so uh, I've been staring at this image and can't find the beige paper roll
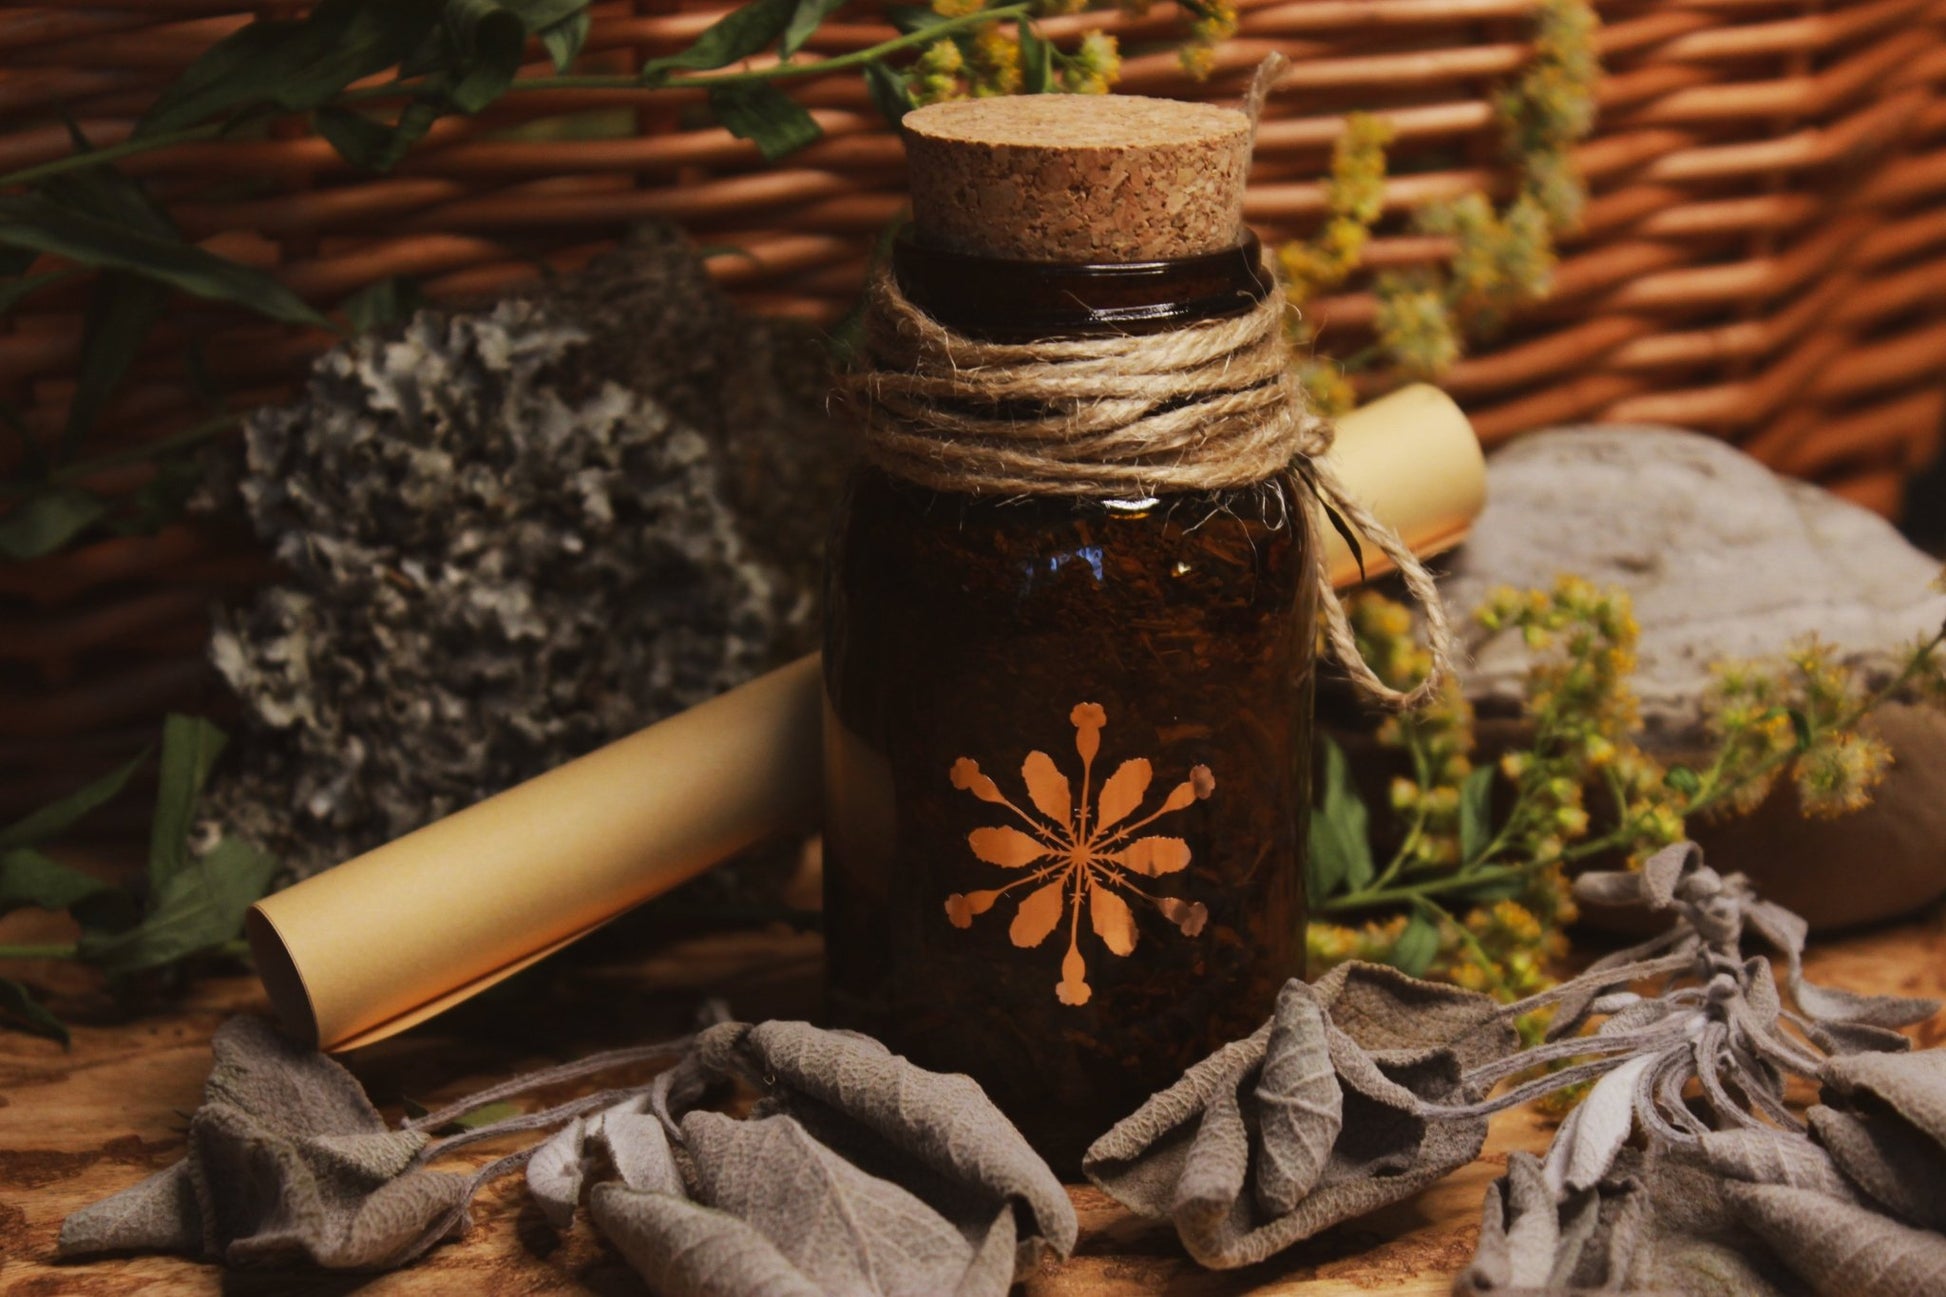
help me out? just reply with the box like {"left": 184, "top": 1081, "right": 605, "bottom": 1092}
{"left": 248, "top": 654, "right": 824, "bottom": 1050}
{"left": 1321, "top": 383, "right": 1485, "bottom": 587}
{"left": 251, "top": 384, "right": 1484, "bottom": 1051}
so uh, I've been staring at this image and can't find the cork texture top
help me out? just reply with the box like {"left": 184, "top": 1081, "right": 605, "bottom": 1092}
{"left": 904, "top": 96, "right": 1253, "bottom": 263}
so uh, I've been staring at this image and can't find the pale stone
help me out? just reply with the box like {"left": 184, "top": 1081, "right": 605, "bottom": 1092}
{"left": 1439, "top": 426, "right": 1946, "bottom": 929}
{"left": 1444, "top": 426, "right": 1946, "bottom": 746}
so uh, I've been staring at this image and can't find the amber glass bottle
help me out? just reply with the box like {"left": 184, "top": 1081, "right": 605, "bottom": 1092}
{"left": 823, "top": 96, "right": 1315, "bottom": 1174}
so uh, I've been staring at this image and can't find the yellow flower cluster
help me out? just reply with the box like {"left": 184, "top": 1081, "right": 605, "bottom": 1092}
{"left": 1279, "top": 114, "right": 1393, "bottom": 308}
{"left": 1179, "top": 0, "right": 1239, "bottom": 79}
{"left": 1705, "top": 639, "right": 1897, "bottom": 820}
{"left": 1413, "top": 191, "right": 1556, "bottom": 339}
{"left": 1278, "top": 0, "right": 1599, "bottom": 387}
{"left": 1310, "top": 579, "right": 1938, "bottom": 1025}
{"left": 1371, "top": 273, "right": 1460, "bottom": 380}
{"left": 1060, "top": 30, "right": 1121, "bottom": 94}
{"left": 904, "top": 0, "right": 1121, "bottom": 105}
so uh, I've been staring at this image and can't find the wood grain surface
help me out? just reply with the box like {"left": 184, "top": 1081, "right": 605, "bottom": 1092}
{"left": 4, "top": 901, "right": 1943, "bottom": 1296}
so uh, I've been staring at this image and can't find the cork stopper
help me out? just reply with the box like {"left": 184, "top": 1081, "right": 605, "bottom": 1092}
{"left": 904, "top": 95, "right": 1252, "bottom": 263}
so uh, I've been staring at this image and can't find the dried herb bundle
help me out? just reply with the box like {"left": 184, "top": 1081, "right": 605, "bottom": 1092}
{"left": 61, "top": 838, "right": 1944, "bottom": 1294}
{"left": 1086, "top": 838, "right": 1944, "bottom": 1290}
{"left": 63, "top": 1014, "right": 1076, "bottom": 1295}
{"left": 207, "top": 229, "right": 835, "bottom": 878}
{"left": 1309, "top": 582, "right": 1946, "bottom": 1019}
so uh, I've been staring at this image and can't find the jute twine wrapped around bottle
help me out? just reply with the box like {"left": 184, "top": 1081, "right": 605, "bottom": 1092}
{"left": 839, "top": 58, "right": 1456, "bottom": 710}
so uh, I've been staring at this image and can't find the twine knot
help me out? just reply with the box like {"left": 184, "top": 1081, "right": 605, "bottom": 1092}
{"left": 836, "top": 253, "right": 1456, "bottom": 711}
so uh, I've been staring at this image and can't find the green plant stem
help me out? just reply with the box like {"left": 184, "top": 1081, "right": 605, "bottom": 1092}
{"left": 0, "top": 944, "right": 78, "bottom": 960}
{"left": 0, "top": 5, "right": 1031, "bottom": 197}
{"left": 1367, "top": 725, "right": 1435, "bottom": 893}
{"left": 0, "top": 125, "right": 228, "bottom": 191}
{"left": 1318, "top": 864, "right": 1525, "bottom": 913}
{"left": 1, "top": 410, "right": 242, "bottom": 500}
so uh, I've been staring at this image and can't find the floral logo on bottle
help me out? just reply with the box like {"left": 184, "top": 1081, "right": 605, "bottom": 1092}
{"left": 944, "top": 702, "right": 1214, "bottom": 1007}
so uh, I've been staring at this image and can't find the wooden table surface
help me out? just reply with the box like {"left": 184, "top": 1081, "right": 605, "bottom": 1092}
{"left": 5, "top": 901, "right": 1944, "bottom": 1296}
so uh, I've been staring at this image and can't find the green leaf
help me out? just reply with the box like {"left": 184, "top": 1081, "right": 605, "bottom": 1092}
{"left": 0, "top": 486, "right": 108, "bottom": 560}
{"left": 443, "top": 0, "right": 527, "bottom": 114}
{"left": 0, "top": 847, "right": 137, "bottom": 932}
{"left": 1789, "top": 708, "right": 1813, "bottom": 752}
{"left": 863, "top": 59, "right": 915, "bottom": 127}
{"left": 1388, "top": 911, "right": 1440, "bottom": 978}
{"left": 1457, "top": 765, "right": 1494, "bottom": 864}
{"left": 0, "top": 749, "right": 148, "bottom": 849}
{"left": 370, "top": 98, "right": 447, "bottom": 172}
{"left": 63, "top": 273, "right": 171, "bottom": 459}
{"left": 139, "top": 0, "right": 443, "bottom": 137}
{"left": 342, "top": 275, "right": 429, "bottom": 332}
{"left": 148, "top": 715, "right": 228, "bottom": 892}
{"left": 44, "top": 122, "right": 179, "bottom": 240}
{"left": 120, "top": 454, "right": 208, "bottom": 536}
{"left": 882, "top": 5, "right": 952, "bottom": 34}
{"left": 640, "top": 0, "right": 796, "bottom": 82}
{"left": 2, "top": 848, "right": 115, "bottom": 914}
{"left": 707, "top": 82, "right": 822, "bottom": 161}
{"left": 315, "top": 106, "right": 401, "bottom": 170}
{"left": 0, "top": 195, "right": 329, "bottom": 329}
{"left": 504, "top": 0, "right": 590, "bottom": 29}
{"left": 80, "top": 836, "right": 276, "bottom": 976}
{"left": 537, "top": 8, "right": 592, "bottom": 71}
{"left": 1664, "top": 765, "right": 1701, "bottom": 797}
{"left": 0, "top": 977, "right": 68, "bottom": 1046}
{"left": 781, "top": 0, "right": 848, "bottom": 58}
{"left": 1018, "top": 19, "right": 1051, "bottom": 94}
{"left": 439, "top": 1099, "right": 522, "bottom": 1132}
{"left": 1306, "top": 736, "right": 1373, "bottom": 902}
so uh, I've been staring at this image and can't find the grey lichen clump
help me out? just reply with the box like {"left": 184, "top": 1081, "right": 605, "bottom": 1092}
{"left": 209, "top": 227, "right": 843, "bottom": 876}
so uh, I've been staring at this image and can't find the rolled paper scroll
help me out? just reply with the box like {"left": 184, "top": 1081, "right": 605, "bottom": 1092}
{"left": 1322, "top": 383, "right": 1484, "bottom": 587}
{"left": 249, "top": 383, "right": 1483, "bottom": 1051}
{"left": 248, "top": 655, "right": 825, "bottom": 1051}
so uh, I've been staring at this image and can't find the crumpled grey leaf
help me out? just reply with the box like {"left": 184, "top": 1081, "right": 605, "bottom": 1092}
{"left": 1252, "top": 991, "right": 1340, "bottom": 1215}
{"left": 578, "top": 1019, "right": 1074, "bottom": 1297}
{"left": 1460, "top": 1144, "right": 1799, "bottom": 1297}
{"left": 1085, "top": 968, "right": 1515, "bottom": 1269}
{"left": 1541, "top": 1054, "right": 1654, "bottom": 1196}
{"left": 1812, "top": 1048, "right": 1946, "bottom": 1231}
{"left": 591, "top": 1184, "right": 826, "bottom": 1297}
{"left": 694, "top": 1019, "right": 1077, "bottom": 1268}
{"left": 527, "top": 1094, "right": 686, "bottom": 1228}
{"left": 60, "top": 1017, "right": 468, "bottom": 1269}
{"left": 1693, "top": 1126, "right": 1863, "bottom": 1204}
{"left": 1728, "top": 1183, "right": 1946, "bottom": 1296}
{"left": 683, "top": 1110, "right": 1002, "bottom": 1295}
{"left": 1455, "top": 841, "right": 1946, "bottom": 1296}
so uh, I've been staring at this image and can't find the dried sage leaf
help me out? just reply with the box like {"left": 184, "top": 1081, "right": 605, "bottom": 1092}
{"left": 680, "top": 1110, "right": 997, "bottom": 1295}
{"left": 1729, "top": 1183, "right": 1946, "bottom": 1297}
{"left": 693, "top": 1019, "right": 1077, "bottom": 1269}
{"left": 1085, "top": 972, "right": 1511, "bottom": 1269}
{"left": 1252, "top": 991, "right": 1339, "bottom": 1215}
{"left": 1543, "top": 1054, "right": 1654, "bottom": 1197}
{"left": 1806, "top": 1105, "right": 1946, "bottom": 1233}
{"left": 60, "top": 1017, "right": 468, "bottom": 1270}
{"left": 590, "top": 1184, "right": 825, "bottom": 1297}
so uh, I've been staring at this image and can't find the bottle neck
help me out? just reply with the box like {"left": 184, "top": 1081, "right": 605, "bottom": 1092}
{"left": 890, "top": 229, "right": 1271, "bottom": 343}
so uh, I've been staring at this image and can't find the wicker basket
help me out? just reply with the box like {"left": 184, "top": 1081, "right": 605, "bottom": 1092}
{"left": 5, "top": 0, "right": 1946, "bottom": 816}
